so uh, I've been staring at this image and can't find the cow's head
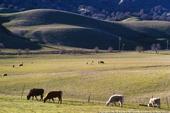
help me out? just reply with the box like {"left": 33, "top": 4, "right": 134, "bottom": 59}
{"left": 27, "top": 95, "right": 31, "bottom": 100}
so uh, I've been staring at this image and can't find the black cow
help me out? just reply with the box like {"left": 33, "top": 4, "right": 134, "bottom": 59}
{"left": 148, "top": 97, "right": 161, "bottom": 108}
{"left": 27, "top": 88, "right": 44, "bottom": 100}
{"left": 44, "top": 91, "right": 63, "bottom": 104}
{"left": 19, "top": 63, "right": 23, "bottom": 67}
{"left": 3, "top": 74, "right": 8, "bottom": 77}
{"left": 98, "top": 61, "right": 105, "bottom": 64}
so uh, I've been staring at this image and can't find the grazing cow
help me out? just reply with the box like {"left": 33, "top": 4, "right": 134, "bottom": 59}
{"left": 44, "top": 91, "right": 63, "bottom": 104}
{"left": 27, "top": 88, "right": 44, "bottom": 100}
{"left": 3, "top": 73, "right": 8, "bottom": 77}
{"left": 98, "top": 61, "right": 105, "bottom": 64}
{"left": 148, "top": 97, "right": 160, "bottom": 108}
{"left": 12, "top": 65, "right": 15, "bottom": 68}
{"left": 19, "top": 63, "right": 23, "bottom": 67}
{"left": 106, "top": 94, "right": 124, "bottom": 107}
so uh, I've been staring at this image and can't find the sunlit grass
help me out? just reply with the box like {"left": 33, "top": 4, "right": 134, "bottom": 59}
{"left": 0, "top": 96, "right": 167, "bottom": 113}
{"left": 0, "top": 52, "right": 170, "bottom": 112}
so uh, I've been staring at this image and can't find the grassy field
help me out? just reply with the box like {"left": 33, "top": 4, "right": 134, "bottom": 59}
{"left": 0, "top": 52, "right": 170, "bottom": 112}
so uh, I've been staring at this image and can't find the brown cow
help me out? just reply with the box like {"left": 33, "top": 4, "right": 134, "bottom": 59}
{"left": 27, "top": 88, "right": 44, "bottom": 101}
{"left": 44, "top": 91, "right": 63, "bottom": 104}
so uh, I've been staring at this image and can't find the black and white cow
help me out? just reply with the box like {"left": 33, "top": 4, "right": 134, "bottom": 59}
{"left": 148, "top": 97, "right": 161, "bottom": 108}
{"left": 106, "top": 94, "right": 124, "bottom": 107}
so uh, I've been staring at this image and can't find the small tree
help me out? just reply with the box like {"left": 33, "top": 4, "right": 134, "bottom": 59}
{"left": 25, "top": 48, "right": 30, "bottom": 54}
{"left": 0, "top": 43, "right": 4, "bottom": 48}
{"left": 17, "top": 49, "right": 22, "bottom": 55}
{"left": 94, "top": 46, "right": 99, "bottom": 53}
{"left": 136, "top": 46, "right": 144, "bottom": 53}
{"left": 0, "top": 43, "right": 4, "bottom": 54}
{"left": 151, "top": 44, "right": 156, "bottom": 51}
{"left": 151, "top": 43, "right": 160, "bottom": 54}
{"left": 156, "top": 43, "right": 161, "bottom": 50}
{"left": 108, "top": 46, "right": 113, "bottom": 52}
{"left": 156, "top": 43, "right": 161, "bottom": 54}
{"left": 121, "top": 43, "right": 125, "bottom": 51}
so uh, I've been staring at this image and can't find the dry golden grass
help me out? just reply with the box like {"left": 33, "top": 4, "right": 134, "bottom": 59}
{"left": 0, "top": 52, "right": 170, "bottom": 112}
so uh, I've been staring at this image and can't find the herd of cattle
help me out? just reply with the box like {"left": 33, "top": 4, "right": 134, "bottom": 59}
{"left": 27, "top": 88, "right": 63, "bottom": 103}
{"left": 1, "top": 62, "right": 24, "bottom": 77}
{"left": 86, "top": 60, "right": 105, "bottom": 65}
{"left": 2, "top": 61, "right": 104, "bottom": 77}
{"left": 1, "top": 61, "right": 161, "bottom": 108}
{"left": 27, "top": 88, "right": 161, "bottom": 108}
{"left": 106, "top": 94, "right": 160, "bottom": 108}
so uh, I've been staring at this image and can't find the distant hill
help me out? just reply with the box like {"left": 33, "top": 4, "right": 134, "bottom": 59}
{"left": 0, "top": 9, "right": 133, "bottom": 50}
{"left": 1, "top": 9, "right": 170, "bottom": 50}
{"left": 0, "top": 24, "right": 41, "bottom": 50}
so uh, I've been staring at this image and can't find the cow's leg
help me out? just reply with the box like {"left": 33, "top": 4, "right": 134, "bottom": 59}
{"left": 119, "top": 101, "right": 122, "bottom": 107}
{"left": 59, "top": 97, "right": 62, "bottom": 104}
{"left": 158, "top": 103, "right": 161, "bottom": 108}
{"left": 52, "top": 98, "right": 55, "bottom": 103}
{"left": 114, "top": 102, "right": 116, "bottom": 106}
{"left": 158, "top": 104, "right": 161, "bottom": 108}
{"left": 118, "top": 101, "right": 121, "bottom": 107}
{"left": 155, "top": 103, "right": 160, "bottom": 108}
{"left": 120, "top": 100, "right": 123, "bottom": 107}
{"left": 32, "top": 96, "right": 34, "bottom": 100}
{"left": 60, "top": 97, "right": 62, "bottom": 104}
{"left": 35, "top": 96, "right": 38, "bottom": 100}
{"left": 155, "top": 104, "right": 158, "bottom": 108}
{"left": 148, "top": 103, "right": 152, "bottom": 107}
{"left": 40, "top": 95, "right": 43, "bottom": 101}
{"left": 57, "top": 97, "right": 59, "bottom": 104}
{"left": 151, "top": 103, "right": 154, "bottom": 107}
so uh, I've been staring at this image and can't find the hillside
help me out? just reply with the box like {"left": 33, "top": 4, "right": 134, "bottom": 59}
{"left": 0, "top": 9, "right": 134, "bottom": 50}
{"left": 1, "top": 9, "right": 170, "bottom": 50}
{"left": 0, "top": 24, "right": 40, "bottom": 50}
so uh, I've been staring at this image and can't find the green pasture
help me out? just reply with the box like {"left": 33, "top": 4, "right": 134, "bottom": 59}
{"left": 0, "top": 52, "right": 170, "bottom": 112}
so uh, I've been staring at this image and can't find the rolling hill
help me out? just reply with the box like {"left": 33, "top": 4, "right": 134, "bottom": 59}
{"left": 0, "top": 9, "right": 134, "bottom": 50}
{"left": 0, "top": 24, "right": 41, "bottom": 50}
{"left": 1, "top": 9, "right": 170, "bottom": 50}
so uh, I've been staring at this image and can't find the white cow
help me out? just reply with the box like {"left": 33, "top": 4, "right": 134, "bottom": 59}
{"left": 106, "top": 94, "right": 124, "bottom": 107}
{"left": 148, "top": 97, "right": 160, "bottom": 108}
